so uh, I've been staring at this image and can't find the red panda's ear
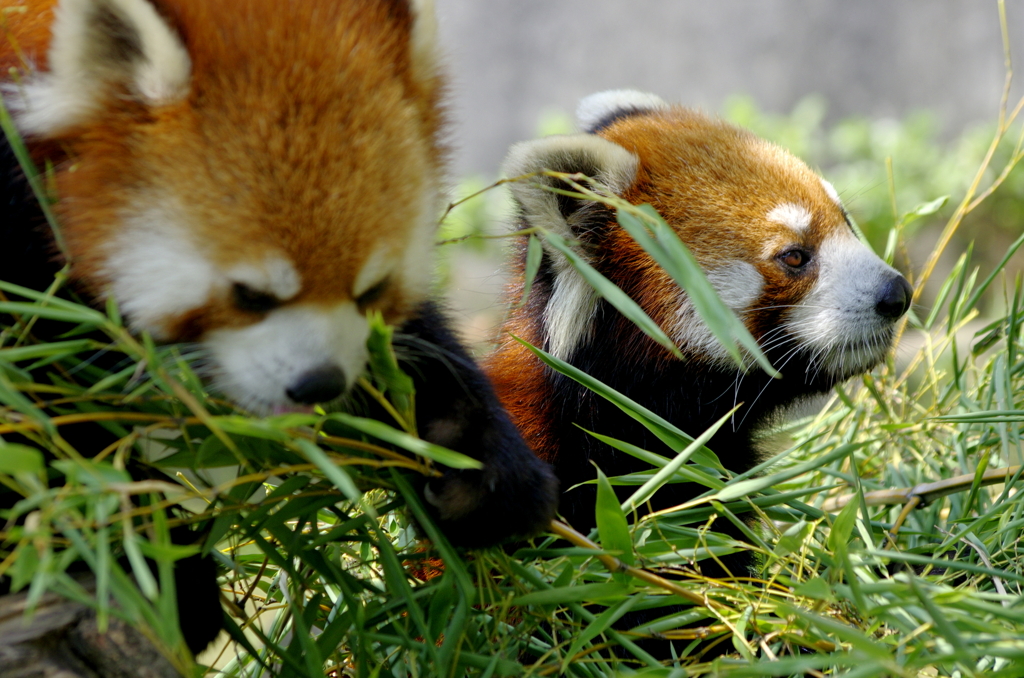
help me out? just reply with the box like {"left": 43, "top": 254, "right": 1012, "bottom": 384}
{"left": 9, "top": 0, "right": 191, "bottom": 137}
{"left": 576, "top": 89, "right": 669, "bottom": 134}
{"left": 502, "top": 135, "right": 638, "bottom": 360}
{"left": 407, "top": 0, "right": 439, "bottom": 85}
{"left": 502, "top": 135, "right": 638, "bottom": 252}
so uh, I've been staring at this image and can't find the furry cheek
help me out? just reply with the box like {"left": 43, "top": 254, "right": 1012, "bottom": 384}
{"left": 669, "top": 260, "right": 764, "bottom": 364}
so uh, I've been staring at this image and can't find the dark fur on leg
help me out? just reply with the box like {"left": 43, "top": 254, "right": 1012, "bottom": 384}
{"left": 395, "top": 302, "right": 558, "bottom": 548}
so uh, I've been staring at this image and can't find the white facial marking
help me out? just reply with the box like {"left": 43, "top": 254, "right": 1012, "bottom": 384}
{"left": 9, "top": 0, "right": 192, "bottom": 136}
{"left": 786, "top": 232, "right": 902, "bottom": 377}
{"left": 767, "top": 202, "right": 813, "bottom": 234}
{"left": 821, "top": 179, "right": 843, "bottom": 207}
{"left": 102, "top": 207, "right": 216, "bottom": 338}
{"left": 396, "top": 181, "right": 443, "bottom": 303}
{"left": 206, "top": 302, "right": 369, "bottom": 414}
{"left": 353, "top": 247, "right": 394, "bottom": 298}
{"left": 227, "top": 256, "right": 301, "bottom": 300}
{"left": 671, "top": 261, "right": 764, "bottom": 364}
{"left": 707, "top": 261, "right": 764, "bottom": 311}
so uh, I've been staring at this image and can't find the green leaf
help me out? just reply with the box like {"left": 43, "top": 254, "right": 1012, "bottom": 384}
{"left": 0, "top": 443, "right": 44, "bottom": 474}
{"left": 827, "top": 497, "right": 859, "bottom": 559}
{"left": 778, "top": 602, "right": 891, "bottom": 661}
{"left": 512, "top": 582, "right": 630, "bottom": 606}
{"left": 0, "top": 340, "right": 99, "bottom": 363}
{"left": 901, "top": 195, "right": 950, "bottom": 225}
{"left": 365, "top": 311, "right": 415, "bottom": 422}
{"left": 561, "top": 595, "right": 640, "bottom": 672}
{"left": 327, "top": 412, "right": 482, "bottom": 469}
{"left": 518, "top": 234, "right": 544, "bottom": 306}
{"left": 715, "top": 443, "right": 862, "bottom": 501}
{"left": 540, "top": 227, "right": 683, "bottom": 359}
{"left": 618, "top": 205, "right": 778, "bottom": 377}
{"left": 294, "top": 438, "right": 373, "bottom": 517}
{"left": 773, "top": 520, "right": 812, "bottom": 559}
{"left": 595, "top": 467, "right": 634, "bottom": 580}
{"left": 793, "top": 576, "right": 834, "bottom": 602}
{"left": 580, "top": 428, "right": 726, "bottom": 489}
{"left": 621, "top": 407, "right": 737, "bottom": 514}
{"left": 0, "top": 302, "right": 106, "bottom": 325}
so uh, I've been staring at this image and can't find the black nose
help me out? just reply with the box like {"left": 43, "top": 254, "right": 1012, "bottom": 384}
{"left": 876, "top": 274, "right": 913, "bottom": 319}
{"left": 286, "top": 365, "right": 346, "bottom": 405}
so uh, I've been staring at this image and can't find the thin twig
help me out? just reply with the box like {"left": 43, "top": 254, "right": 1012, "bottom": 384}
{"left": 821, "top": 465, "right": 1023, "bottom": 514}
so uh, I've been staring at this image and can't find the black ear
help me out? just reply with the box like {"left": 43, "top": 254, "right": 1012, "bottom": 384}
{"left": 9, "top": 0, "right": 192, "bottom": 137}
{"left": 502, "top": 134, "right": 638, "bottom": 247}
{"left": 575, "top": 89, "right": 670, "bottom": 134}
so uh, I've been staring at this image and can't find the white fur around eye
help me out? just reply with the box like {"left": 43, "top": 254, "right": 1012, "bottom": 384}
{"left": 670, "top": 261, "right": 764, "bottom": 365}
{"left": 786, "top": 232, "right": 902, "bottom": 376}
{"left": 353, "top": 247, "right": 393, "bottom": 299}
{"left": 227, "top": 256, "right": 301, "bottom": 300}
{"left": 767, "top": 202, "right": 813, "bottom": 234}
{"left": 821, "top": 179, "right": 843, "bottom": 207}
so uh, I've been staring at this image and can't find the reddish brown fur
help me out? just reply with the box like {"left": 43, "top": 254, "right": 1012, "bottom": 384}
{"left": 485, "top": 246, "right": 558, "bottom": 461}
{"left": 2, "top": 0, "right": 445, "bottom": 338}
{"left": 1, "top": 0, "right": 58, "bottom": 72}
{"left": 603, "top": 110, "right": 843, "bottom": 341}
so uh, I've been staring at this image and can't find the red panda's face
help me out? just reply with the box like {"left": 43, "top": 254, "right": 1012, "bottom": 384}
{"left": 5, "top": 0, "right": 444, "bottom": 413}
{"left": 503, "top": 92, "right": 911, "bottom": 385}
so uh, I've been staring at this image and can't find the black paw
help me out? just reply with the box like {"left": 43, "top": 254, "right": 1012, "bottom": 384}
{"left": 422, "top": 458, "right": 559, "bottom": 549}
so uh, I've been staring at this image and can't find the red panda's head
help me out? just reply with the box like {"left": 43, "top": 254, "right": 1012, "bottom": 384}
{"left": 502, "top": 91, "right": 911, "bottom": 384}
{"left": 4, "top": 0, "right": 445, "bottom": 413}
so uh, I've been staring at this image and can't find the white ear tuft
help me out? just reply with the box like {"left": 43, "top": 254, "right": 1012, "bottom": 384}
{"left": 576, "top": 89, "right": 669, "bottom": 133}
{"left": 10, "top": 0, "right": 191, "bottom": 137}
{"left": 407, "top": 0, "right": 439, "bottom": 83}
{"left": 502, "top": 134, "right": 638, "bottom": 242}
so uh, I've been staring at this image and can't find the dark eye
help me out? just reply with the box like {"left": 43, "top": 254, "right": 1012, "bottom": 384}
{"left": 779, "top": 249, "right": 810, "bottom": 269}
{"left": 232, "top": 283, "right": 280, "bottom": 314}
{"left": 355, "top": 277, "right": 390, "bottom": 311}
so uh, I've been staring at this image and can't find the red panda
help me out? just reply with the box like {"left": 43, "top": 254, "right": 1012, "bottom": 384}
{"left": 1, "top": 0, "right": 557, "bottom": 654}
{"left": 487, "top": 90, "right": 911, "bottom": 565}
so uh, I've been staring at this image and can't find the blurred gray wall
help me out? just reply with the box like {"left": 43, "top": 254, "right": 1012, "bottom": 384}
{"left": 437, "top": 1, "right": 1024, "bottom": 177}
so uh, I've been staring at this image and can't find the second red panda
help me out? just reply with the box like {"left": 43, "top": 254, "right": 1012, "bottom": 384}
{"left": 488, "top": 90, "right": 911, "bottom": 561}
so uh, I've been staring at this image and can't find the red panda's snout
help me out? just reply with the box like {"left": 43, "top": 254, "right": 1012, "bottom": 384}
{"left": 777, "top": 225, "right": 911, "bottom": 381}
{"left": 205, "top": 302, "right": 371, "bottom": 414}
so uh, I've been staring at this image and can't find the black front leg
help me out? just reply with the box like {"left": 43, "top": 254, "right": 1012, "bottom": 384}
{"left": 395, "top": 301, "right": 558, "bottom": 548}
